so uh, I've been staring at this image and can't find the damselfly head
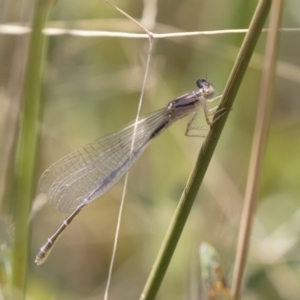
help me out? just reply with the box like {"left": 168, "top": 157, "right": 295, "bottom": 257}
{"left": 196, "top": 79, "right": 215, "bottom": 99}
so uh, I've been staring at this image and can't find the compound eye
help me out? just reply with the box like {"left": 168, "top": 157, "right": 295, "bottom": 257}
{"left": 196, "top": 79, "right": 215, "bottom": 98}
{"left": 196, "top": 79, "right": 208, "bottom": 89}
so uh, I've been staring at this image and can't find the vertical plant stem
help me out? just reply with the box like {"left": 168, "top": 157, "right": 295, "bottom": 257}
{"left": 231, "top": 0, "right": 284, "bottom": 299}
{"left": 12, "top": 0, "right": 54, "bottom": 298}
{"left": 140, "top": 0, "right": 271, "bottom": 299}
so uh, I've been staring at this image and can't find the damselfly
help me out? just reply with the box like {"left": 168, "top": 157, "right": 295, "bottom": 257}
{"left": 35, "top": 79, "right": 221, "bottom": 265}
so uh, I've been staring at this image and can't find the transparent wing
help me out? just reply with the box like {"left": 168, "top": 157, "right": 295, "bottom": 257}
{"left": 39, "top": 109, "right": 167, "bottom": 213}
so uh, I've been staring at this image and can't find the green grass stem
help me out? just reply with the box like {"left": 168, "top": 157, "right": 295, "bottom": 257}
{"left": 139, "top": 0, "right": 272, "bottom": 299}
{"left": 12, "top": 1, "right": 54, "bottom": 299}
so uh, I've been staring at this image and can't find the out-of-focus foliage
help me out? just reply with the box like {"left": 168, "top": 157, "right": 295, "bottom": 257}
{"left": 0, "top": 0, "right": 300, "bottom": 299}
{"left": 200, "top": 242, "right": 232, "bottom": 300}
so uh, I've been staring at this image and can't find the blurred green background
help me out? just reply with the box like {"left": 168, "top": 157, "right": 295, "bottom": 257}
{"left": 1, "top": 0, "right": 300, "bottom": 299}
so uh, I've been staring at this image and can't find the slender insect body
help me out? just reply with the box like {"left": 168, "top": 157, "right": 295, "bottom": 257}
{"left": 35, "top": 79, "right": 220, "bottom": 265}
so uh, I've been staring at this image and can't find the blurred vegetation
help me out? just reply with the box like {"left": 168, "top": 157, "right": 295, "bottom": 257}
{"left": 199, "top": 242, "right": 232, "bottom": 300}
{"left": 0, "top": 0, "right": 300, "bottom": 299}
